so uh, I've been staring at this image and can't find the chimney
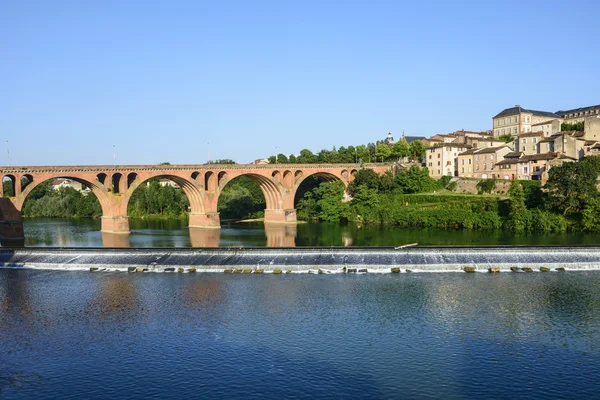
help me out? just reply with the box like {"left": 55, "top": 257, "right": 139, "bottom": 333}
{"left": 515, "top": 104, "right": 521, "bottom": 108}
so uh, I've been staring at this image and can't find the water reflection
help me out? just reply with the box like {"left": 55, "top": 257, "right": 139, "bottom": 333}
{"left": 102, "top": 232, "right": 131, "bottom": 248}
{"left": 16, "top": 218, "right": 600, "bottom": 248}
{"left": 0, "top": 270, "right": 32, "bottom": 322}
{"left": 95, "top": 277, "right": 138, "bottom": 317}
{"left": 264, "top": 223, "right": 296, "bottom": 247}
{"left": 189, "top": 227, "right": 221, "bottom": 248}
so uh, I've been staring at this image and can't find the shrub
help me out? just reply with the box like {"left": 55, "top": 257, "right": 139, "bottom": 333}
{"left": 476, "top": 179, "right": 496, "bottom": 194}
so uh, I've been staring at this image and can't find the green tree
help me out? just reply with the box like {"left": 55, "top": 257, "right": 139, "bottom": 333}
{"left": 504, "top": 181, "right": 529, "bottom": 232}
{"left": 408, "top": 140, "right": 426, "bottom": 162}
{"left": 582, "top": 197, "right": 600, "bottom": 231}
{"left": 395, "top": 165, "right": 439, "bottom": 193}
{"left": 348, "top": 168, "right": 381, "bottom": 195}
{"left": 391, "top": 141, "right": 410, "bottom": 160}
{"left": 355, "top": 145, "right": 370, "bottom": 163}
{"left": 297, "top": 149, "right": 318, "bottom": 164}
{"left": 545, "top": 161, "right": 598, "bottom": 215}
{"left": 561, "top": 121, "right": 585, "bottom": 131}
{"left": 498, "top": 134, "right": 514, "bottom": 144}
{"left": 315, "top": 181, "right": 350, "bottom": 222}
{"left": 375, "top": 143, "right": 392, "bottom": 162}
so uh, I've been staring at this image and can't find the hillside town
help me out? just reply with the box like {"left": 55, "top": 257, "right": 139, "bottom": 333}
{"left": 423, "top": 104, "right": 600, "bottom": 182}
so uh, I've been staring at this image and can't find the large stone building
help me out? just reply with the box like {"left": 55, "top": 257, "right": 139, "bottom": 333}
{"left": 492, "top": 106, "right": 562, "bottom": 138}
{"left": 556, "top": 105, "right": 600, "bottom": 124}
{"left": 492, "top": 104, "right": 600, "bottom": 137}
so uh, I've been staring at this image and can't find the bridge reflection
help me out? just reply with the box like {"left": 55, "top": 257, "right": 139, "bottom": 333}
{"left": 101, "top": 223, "right": 298, "bottom": 248}
{"left": 264, "top": 223, "right": 297, "bottom": 247}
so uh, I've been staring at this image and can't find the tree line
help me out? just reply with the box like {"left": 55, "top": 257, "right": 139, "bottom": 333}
{"left": 266, "top": 138, "right": 427, "bottom": 165}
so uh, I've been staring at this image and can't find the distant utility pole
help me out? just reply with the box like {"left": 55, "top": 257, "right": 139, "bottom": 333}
{"left": 6, "top": 140, "right": 9, "bottom": 165}
{"left": 274, "top": 145, "right": 278, "bottom": 164}
{"left": 113, "top": 144, "right": 116, "bottom": 166}
{"left": 207, "top": 142, "right": 210, "bottom": 164}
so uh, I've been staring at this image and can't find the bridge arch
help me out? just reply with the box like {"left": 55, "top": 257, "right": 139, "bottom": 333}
{"left": 219, "top": 173, "right": 283, "bottom": 211}
{"left": 16, "top": 175, "right": 110, "bottom": 216}
{"left": 292, "top": 170, "right": 348, "bottom": 211}
{"left": 123, "top": 174, "right": 205, "bottom": 216}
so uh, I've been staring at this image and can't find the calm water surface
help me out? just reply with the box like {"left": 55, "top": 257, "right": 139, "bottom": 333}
{"left": 1, "top": 269, "right": 600, "bottom": 399}
{"left": 16, "top": 218, "right": 600, "bottom": 248}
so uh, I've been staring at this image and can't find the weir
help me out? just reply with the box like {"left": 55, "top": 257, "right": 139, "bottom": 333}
{"left": 2, "top": 247, "right": 600, "bottom": 272}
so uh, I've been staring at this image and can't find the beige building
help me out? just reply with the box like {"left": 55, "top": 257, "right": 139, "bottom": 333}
{"left": 495, "top": 152, "right": 575, "bottom": 182}
{"left": 516, "top": 132, "right": 544, "bottom": 155}
{"left": 585, "top": 115, "right": 600, "bottom": 142}
{"left": 457, "top": 149, "right": 476, "bottom": 178}
{"left": 556, "top": 105, "right": 600, "bottom": 124}
{"left": 51, "top": 179, "right": 91, "bottom": 194}
{"left": 492, "top": 105, "right": 562, "bottom": 138}
{"left": 472, "top": 146, "right": 512, "bottom": 179}
{"left": 550, "top": 131, "right": 586, "bottom": 160}
{"left": 532, "top": 119, "right": 561, "bottom": 137}
{"left": 426, "top": 143, "right": 470, "bottom": 178}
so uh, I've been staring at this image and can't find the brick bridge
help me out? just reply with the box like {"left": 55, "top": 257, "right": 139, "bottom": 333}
{"left": 0, "top": 163, "right": 391, "bottom": 243}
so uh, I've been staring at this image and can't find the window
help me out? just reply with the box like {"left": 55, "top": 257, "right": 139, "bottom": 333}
{"left": 461, "top": 167, "right": 464, "bottom": 173}
{"left": 514, "top": 128, "right": 517, "bottom": 134}
{"left": 533, "top": 138, "right": 537, "bottom": 143}
{"left": 484, "top": 164, "right": 487, "bottom": 170}
{"left": 438, "top": 154, "right": 440, "bottom": 158}
{"left": 522, "top": 139, "right": 526, "bottom": 143}
{"left": 532, "top": 146, "right": 535, "bottom": 151}
{"left": 438, "top": 161, "right": 440, "bottom": 166}
{"left": 469, "top": 159, "right": 472, "bottom": 165}
{"left": 491, "top": 155, "right": 494, "bottom": 160}
{"left": 461, "top": 159, "right": 464, "bottom": 165}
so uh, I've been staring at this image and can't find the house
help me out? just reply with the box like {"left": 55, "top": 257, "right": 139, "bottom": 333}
{"left": 50, "top": 179, "right": 90, "bottom": 194}
{"left": 457, "top": 149, "right": 476, "bottom": 178}
{"left": 425, "top": 143, "right": 471, "bottom": 178}
{"left": 516, "top": 131, "right": 544, "bottom": 155}
{"left": 471, "top": 146, "right": 512, "bottom": 179}
{"left": 532, "top": 119, "right": 561, "bottom": 137}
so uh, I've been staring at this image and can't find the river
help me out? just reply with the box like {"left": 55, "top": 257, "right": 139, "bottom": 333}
{"left": 1, "top": 269, "right": 600, "bottom": 399}
{"left": 12, "top": 218, "right": 600, "bottom": 248}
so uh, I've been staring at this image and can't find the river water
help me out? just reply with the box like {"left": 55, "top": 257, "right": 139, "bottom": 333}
{"left": 1, "top": 269, "right": 599, "bottom": 399}
{"left": 14, "top": 218, "right": 600, "bottom": 248}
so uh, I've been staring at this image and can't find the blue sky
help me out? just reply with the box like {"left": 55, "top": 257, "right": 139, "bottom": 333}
{"left": 1, "top": 0, "right": 598, "bottom": 166}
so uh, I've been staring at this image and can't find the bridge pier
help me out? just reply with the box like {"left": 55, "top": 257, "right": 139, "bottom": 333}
{"left": 0, "top": 220, "right": 25, "bottom": 246}
{"left": 101, "top": 216, "right": 130, "bottom": 234}
{"left": 264, "top": 209, "right": 297, "bottom": 223}
{"left": 188, "top": 212, "right": 220, "bottom": 228}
